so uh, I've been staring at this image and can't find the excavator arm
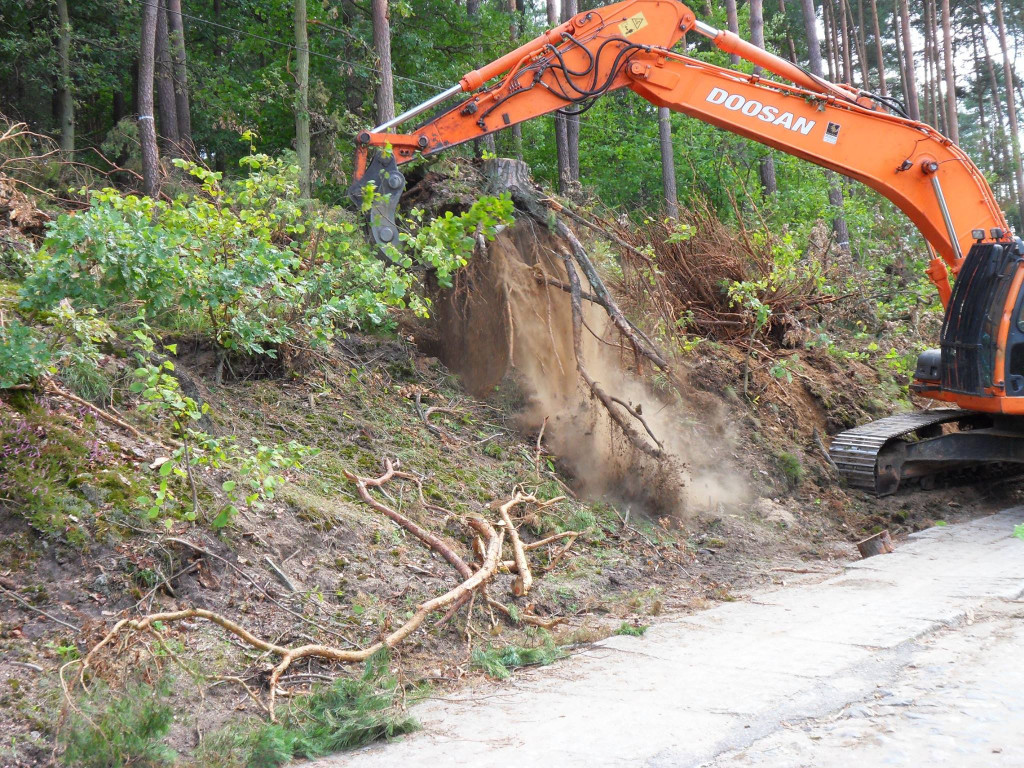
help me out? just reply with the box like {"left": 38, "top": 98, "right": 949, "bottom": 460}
{"left": 350, "top": 0, "right": 1012, "bottom": 305}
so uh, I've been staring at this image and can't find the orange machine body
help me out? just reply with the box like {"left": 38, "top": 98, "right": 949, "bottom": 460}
{"left": 353, "top": 0, "right": 1023, "bottom": 416}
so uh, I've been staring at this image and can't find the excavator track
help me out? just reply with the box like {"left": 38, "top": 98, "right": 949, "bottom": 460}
{"left": 828, "top": 409, "right": 977, "bottom": 494}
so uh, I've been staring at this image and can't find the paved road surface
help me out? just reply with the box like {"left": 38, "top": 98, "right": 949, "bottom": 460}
{"left": 305, "top": 509, "right": 1024, "bottom": 768}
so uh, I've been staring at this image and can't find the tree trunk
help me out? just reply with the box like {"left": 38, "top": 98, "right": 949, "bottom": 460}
{"left": 994, "top": 0, "right": 1024, "bottom": 225}
{"left": 154, "top": 0, "right": 179, "bottom": 153}
{"left": 855, "top": 0, "right": 871, "bottom": 89}
{"left": 295, "top": 0, "right": 311, "bottom": 198}
{"left": 372, "top": 0, "right": 395, "bottom": 125}
{"left": 868, "top": 0, "right": 887, "bottom": 96}
{"left": 550, "top": 0, "right": 570, "bottom": 193}
{"left": 139, "top": 0, "right": 160, "bottom": 197}
{"left": 166, "top": 0, "right": 192, "bottom": 153}
{"left": 469, "top": 0, "right": 496, "bottom": 157}
{"left": 801, "top": 0, "right": 848, "bottom": 251}
{"left": 822, "top": 0, "right": 837, "bottom": 81}
{"left": 55, "top": 0, "right": 74, "bottom": 154}
{"left": 838, "top": 0, "right": 853, "bottom": 84}
{"left": 750, "top": 0, "right": 777, "bottom": 195}
{"left": 563, "top": 0, "right": 580, "bottom": 184}
{"left": 503, "top": 0, "right": 523, "bottom": 160}
{"left": 800, "top": 0, "right": 824, "bottom": 77}
{"left": 940, "top": 0, "right": 958, "bottom": 143}
{"left": 724, "top": 0, "right": 740, "bottom": 65}
{"left": 658, "top": 107, "right": 679, "bottom": 219}
{"left": 213, "top": 0, "right": 222, "bottom": 57}
{"left": 898, "top": 0, "right": 920, "bottom": 120}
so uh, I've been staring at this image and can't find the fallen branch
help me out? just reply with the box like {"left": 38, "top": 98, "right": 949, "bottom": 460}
{"left": 77, "top": 517, "right": 503, "bottom": 719}
{"left": 497, "top": 493, "right": 534, "bottom": 596}
{"left": 45, "top": 378, "right": 170, "bottom": 448}
{"left": 344, "top": 460, "right": 472, "bottom": 580}
{"left": 0, "top": 584, "right": 80, "bottom": 632}
{"left": 486, "top": 598, "right": 564, "bottom": 630}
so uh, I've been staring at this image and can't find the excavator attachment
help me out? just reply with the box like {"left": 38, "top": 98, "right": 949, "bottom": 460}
{"left": 347, "top": 152, "right": 406, "bottom": 249}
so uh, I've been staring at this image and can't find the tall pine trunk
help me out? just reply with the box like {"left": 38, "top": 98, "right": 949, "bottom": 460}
{"left": 658, "top": 107, "right": 679, "bottom": 219}
{"left": 139, "top": 0, "right": 160, "bottom": 197}
{"left": 503, "top": 0, "right": 523, "bottom": 160}
{"left": 295, "top": 0, "right": 311, "bottom": 197}
{"left": 166, "top": 0, "right": 192, "bottom": 154}
{"left": 468, "top": 0, "right": 496, "bottom": 156}
{"left": 55, "top": 0, "right": 73, "bottom": 154}
{"left": 855, "top": 0, "right": 870, "bottom": 89}
{"left": 724, "top": 0, "right": 740, "bottom": 65}
{"left": 994, "top": 0, "right": 1024, "bottom": 224}
{"left": 372, "top": 0, "right": 395, "bottom": 125}
{"left": 563, "top": 0, "right": 579, "bottom": 184}
{"left": 838, "top": 0, "right": 853, "bottom": 84}
{"left": 897, "top": 0, "right": 920, "bottom": 120}
{"left": 154, "top": 0, "right": 179, "bottom": 153}
{"left": 940, "top": 0, "right": 958, "bottom": 143}
{"left": 750, "top": 0, "right": 777, "bottom": 195}
{"left": 800, "top": 0, "right": 849, "bottom": 251}
{"left": 868, "top": 0, "right": 887, "bottom": 96}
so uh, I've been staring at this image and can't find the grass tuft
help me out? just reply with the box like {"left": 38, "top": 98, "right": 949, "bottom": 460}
{"left": 471, "top": 635, "right": 567, "bottom": 680}
{"left": 613, "top": 622, "right": 649, "bottom": 637}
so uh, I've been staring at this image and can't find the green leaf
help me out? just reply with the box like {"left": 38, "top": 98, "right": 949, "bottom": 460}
{"left": 221, "top": 480, "right": 236, "bottom": 492}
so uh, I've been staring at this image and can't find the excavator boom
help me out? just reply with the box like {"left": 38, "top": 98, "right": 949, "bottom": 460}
{"left": 351, "top": 0, "right": 1011, "bottom": 304}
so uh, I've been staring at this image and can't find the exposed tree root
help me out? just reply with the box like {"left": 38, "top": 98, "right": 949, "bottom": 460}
{"left": 561, "top": 254, "right": 664, "bottom": 459}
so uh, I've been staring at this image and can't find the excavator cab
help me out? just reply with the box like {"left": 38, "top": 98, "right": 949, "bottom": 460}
{"left": 831, "top": 237, "right": 1024, "bottom": 495}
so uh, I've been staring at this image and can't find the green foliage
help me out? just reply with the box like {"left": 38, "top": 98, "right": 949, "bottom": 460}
{"left": 15, "top": 153, "right": 427, "bottom": 355}
{"left": 60, "top": 679, "right": 176, "bottom": 768}
{"left": 399, "top": 194, "right": 514, "bottom": 288}
{"left": 196, "top": 651, "right": 417, "bottom": 768}
{"left": 0, "top": 319, "right": 50, "bottom": 388}
{"left": 470, "top": 635, "right": 567, "bottom": 680}
{"left": 1014, "top": 524, "right": 1024, "bottom": 540}
{"left": 613, "top": 622, "right": 649, "bottom": 637}
{"left": 127, "top": 340, "right": 316, "bottom": 529}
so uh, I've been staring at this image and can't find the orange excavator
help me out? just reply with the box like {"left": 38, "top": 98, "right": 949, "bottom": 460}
{"left": 349, "top": 0, "right": 1024, "bottom": 495}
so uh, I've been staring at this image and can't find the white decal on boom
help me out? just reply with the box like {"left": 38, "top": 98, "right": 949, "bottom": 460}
{"left": 706, "top": 87, "right": 816, "bottom": 135}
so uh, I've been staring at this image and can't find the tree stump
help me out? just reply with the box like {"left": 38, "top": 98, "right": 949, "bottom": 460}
{"left": 856, "top": 529, "right": 894, "bottom": 558}
{"left": 483, "top": 157, "right": 535, "bottom": 198}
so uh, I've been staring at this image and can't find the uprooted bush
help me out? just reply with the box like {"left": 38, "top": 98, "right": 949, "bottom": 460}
{"left": 610, "top": 203, "right": 829, "bottom": 347}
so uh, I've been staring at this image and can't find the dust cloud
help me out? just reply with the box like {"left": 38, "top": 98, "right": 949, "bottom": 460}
{"left": 426, "top": 222, "right": 748, "bottom": 520}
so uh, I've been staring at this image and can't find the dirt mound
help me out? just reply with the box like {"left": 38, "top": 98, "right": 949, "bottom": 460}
{"left": 419, "top": 219, "right": 745, "bottom": 519}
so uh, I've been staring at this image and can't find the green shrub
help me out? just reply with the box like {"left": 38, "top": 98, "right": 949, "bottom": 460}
{"left": 60, "top": 680, "right": 176, "bottom": 768}
{"left": 19, "top": 150, "right": 513, "bottom": 358}
{"left": 776, "top": 451, "right": 803, "bottom": 487}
